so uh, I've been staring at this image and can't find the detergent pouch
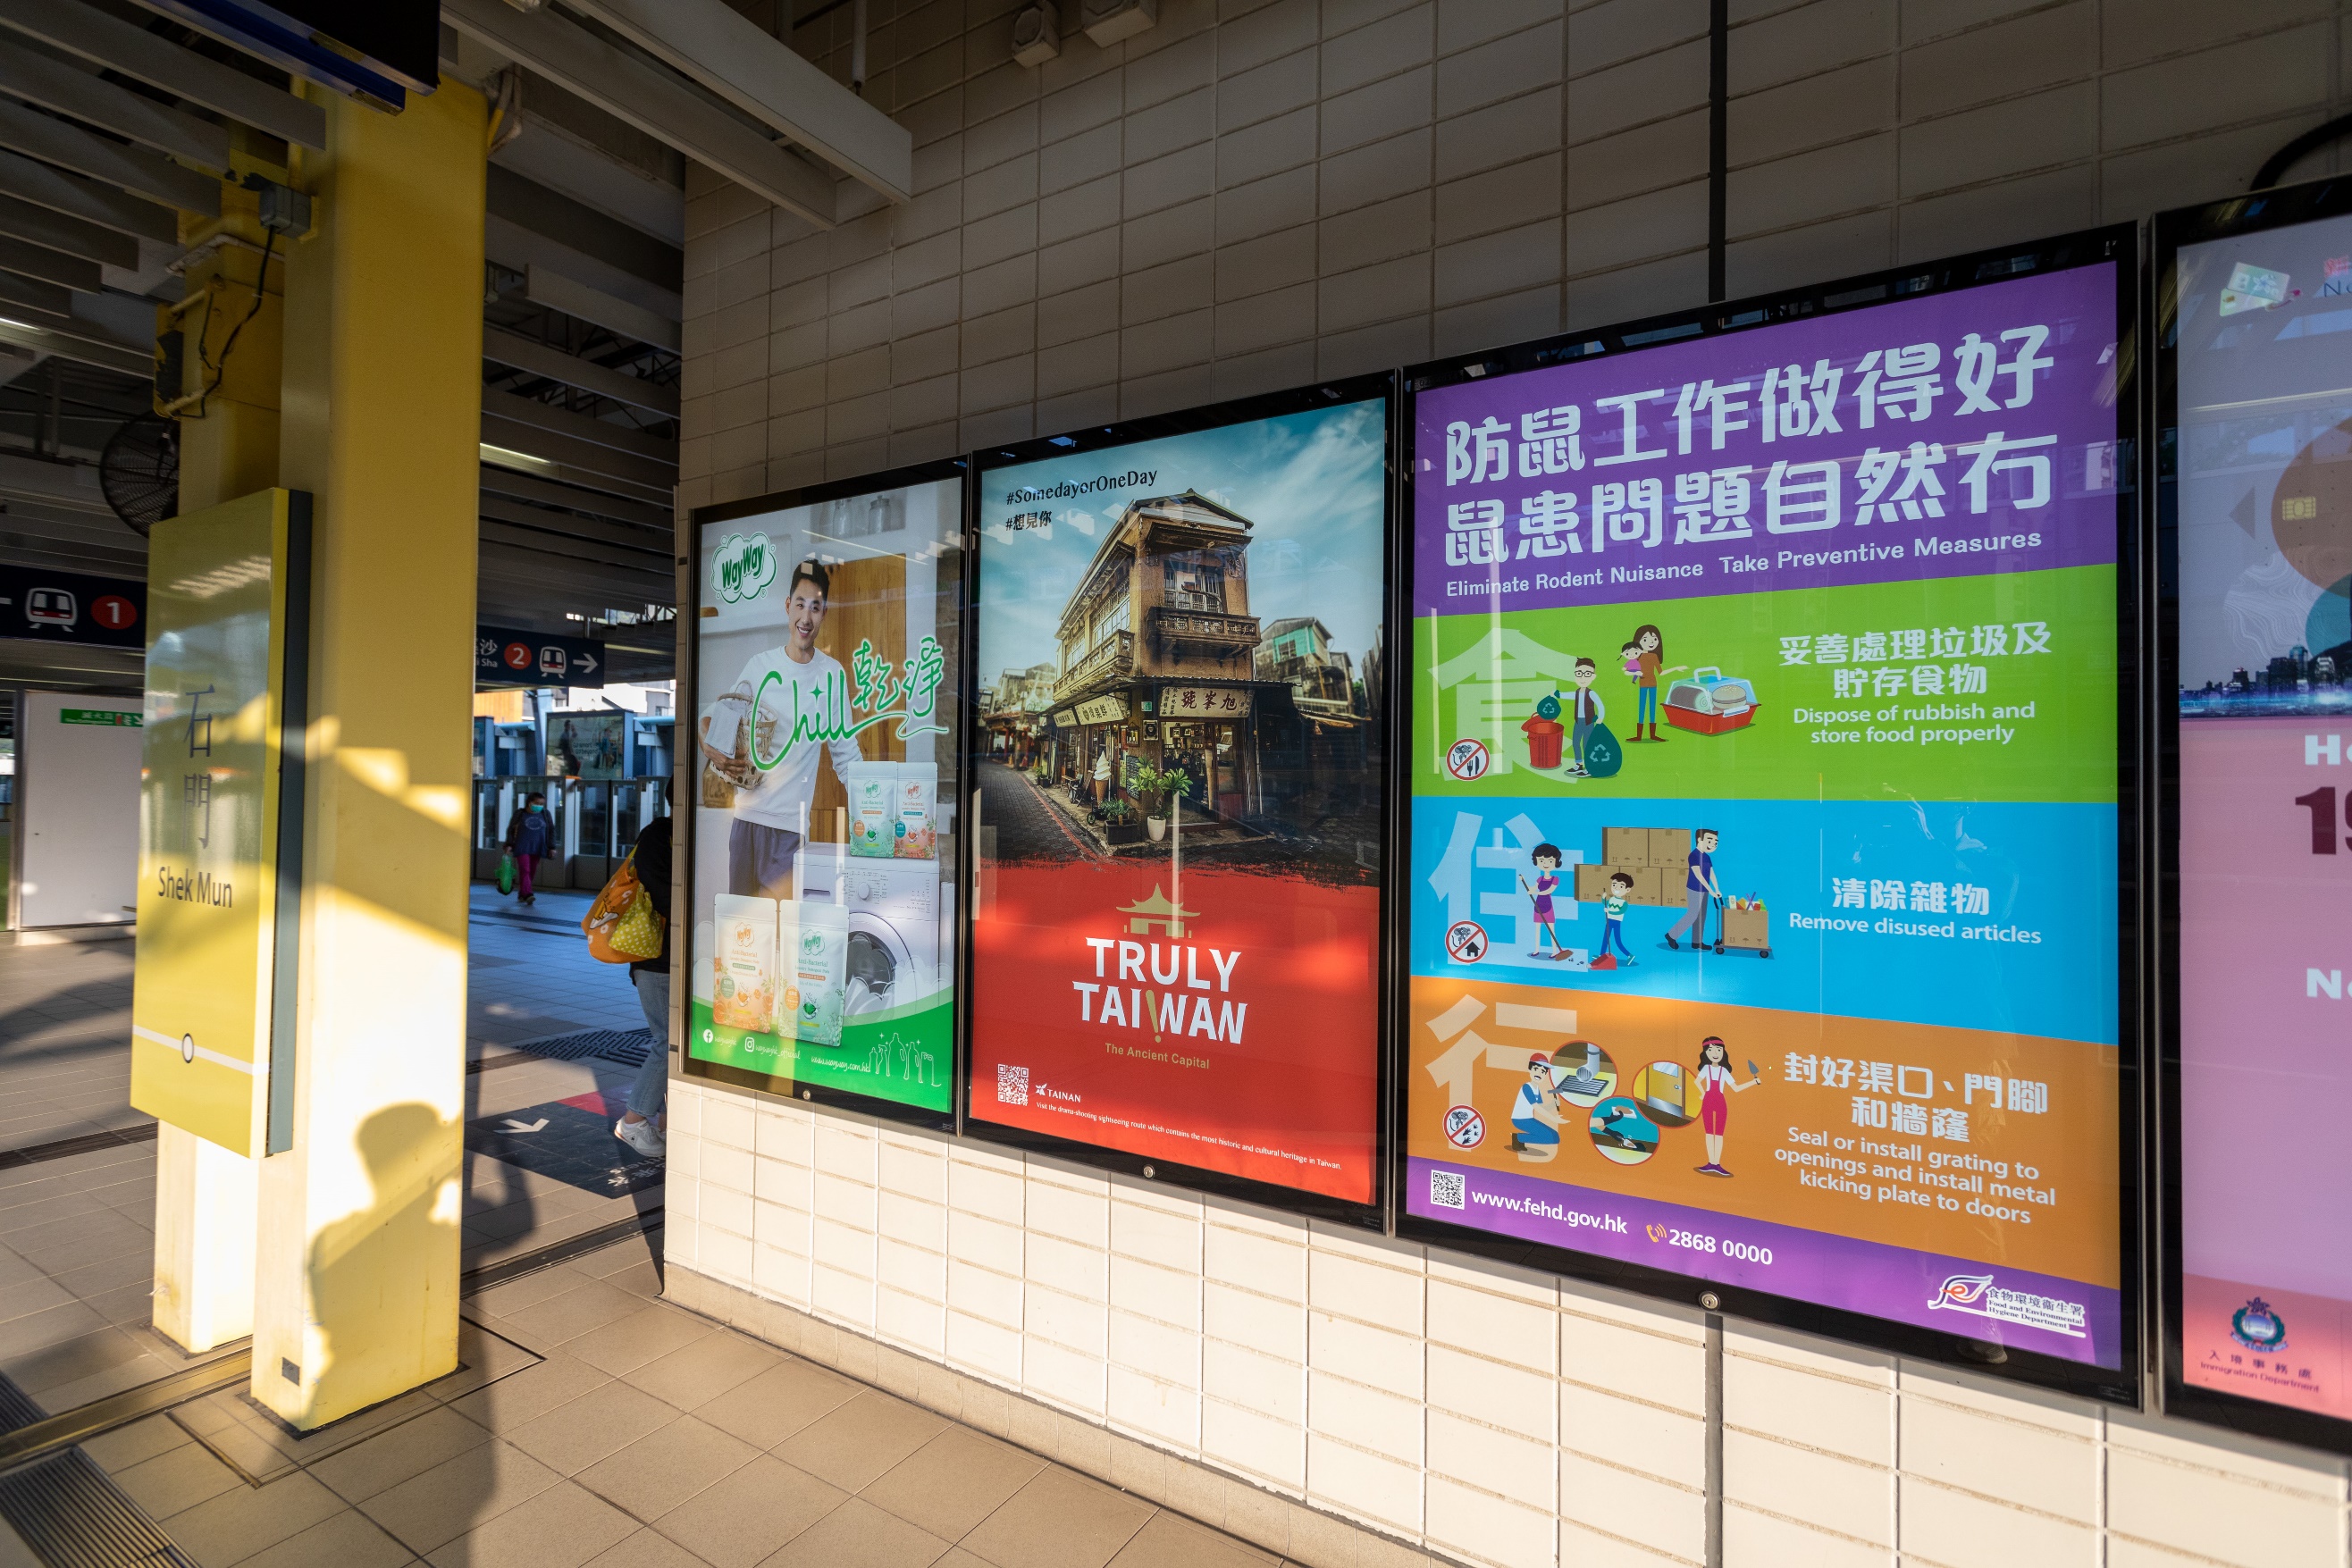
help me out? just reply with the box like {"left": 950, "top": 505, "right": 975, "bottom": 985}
{"left": 895, "top": 762, "right": 937, "bottom": 859}
{"left": 782, "top": 899, "right": 849, "bottom": 1046}
{"left": 710, "top": 894, "right": 778, "bottom": 1032}
{"left": 847, "top": 760, "right": 895, "bottom": 857}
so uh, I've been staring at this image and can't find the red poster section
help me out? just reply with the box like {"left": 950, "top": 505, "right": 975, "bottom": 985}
{"left": 970, "top": 859, "right": 1380, "bottom": 1203}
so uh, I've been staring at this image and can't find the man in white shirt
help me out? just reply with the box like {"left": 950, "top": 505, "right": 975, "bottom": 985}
{"left": 700, "top": 558, "right": 863, "bottom": 898}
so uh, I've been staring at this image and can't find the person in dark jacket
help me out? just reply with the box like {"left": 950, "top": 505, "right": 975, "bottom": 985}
{"left": 615, "top": 813, "right": 672, "bottom": 1157}
{"left": 505, "top": 792, "right": 553, "bottom": 905}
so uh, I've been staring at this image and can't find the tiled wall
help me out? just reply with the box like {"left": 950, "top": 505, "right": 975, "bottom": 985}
{"left": 670, "top": 1, "right": 2352, "bottom": 1563}
{"left": 679, "top": 0, "right": 2352, "bottom": 512}
{"left": 663, "top": 1083, "right": 2347, "bottom": 1568}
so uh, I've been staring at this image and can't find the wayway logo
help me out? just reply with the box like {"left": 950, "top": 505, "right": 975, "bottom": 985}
{"left": 712, "top": 532, "right": 777, "bottom": 603}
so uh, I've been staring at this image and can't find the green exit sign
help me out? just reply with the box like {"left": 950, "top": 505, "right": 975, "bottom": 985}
{"left": 61, "top": 709, "right": 141, "bottom": 727}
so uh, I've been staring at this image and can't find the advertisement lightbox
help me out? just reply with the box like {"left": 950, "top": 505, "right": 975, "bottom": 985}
{"left": 2159, "top": 180, "right": 2352, "bottom": 1450}
{"left": 966, "top": 377, "right": 1394, "bottom": 1220}
{"left": 1400, "top": 231, "right": 2139, "bottom": 1395}
{"left": 682, "top": 461, "right": 964, "bottom": 1128}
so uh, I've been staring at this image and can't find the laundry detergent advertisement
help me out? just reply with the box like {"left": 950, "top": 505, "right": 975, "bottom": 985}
{"left": 686, "top": 470, "right": 962, "bottom": 1123}
{"left": 2171, "top": 205, "right": 2352, "bottom": 1427}
{"left": 1404, "top": 250, "right": 2132, "bottom": 1371}
{"left": 968, "top": 382, "right": 1390, "bottom": 1209}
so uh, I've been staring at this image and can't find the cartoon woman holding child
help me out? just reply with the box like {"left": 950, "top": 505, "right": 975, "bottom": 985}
{"left": 1625, "top": 624, "right": 1686, "bottom": 743}
{"left": 1694, "top": 1036, "right": 1760, "bottom": 1176}
{"left": 1518, "top": 843, "right": 1567, "bottom": 960}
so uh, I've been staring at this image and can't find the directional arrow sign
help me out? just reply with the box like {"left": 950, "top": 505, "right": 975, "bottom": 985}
{"left": 476, "top": 625, "right": 606, "bottom": 689}
{"left": 500, "top": 1117, "right": 549, "bottom": 1134}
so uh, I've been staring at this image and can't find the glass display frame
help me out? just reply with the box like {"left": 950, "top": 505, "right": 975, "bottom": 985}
{"left": 959, "top": 374, "right": 1402, "bottom": 1228}
{"left": 1395, "top": 227, "right": 2146, "bottom": 1404}
{"left": 680, "top": 457, "right": 969, "bottom": 1133}
{"left": 2155, "top": 175, "right": 2352, "bottom": 1454}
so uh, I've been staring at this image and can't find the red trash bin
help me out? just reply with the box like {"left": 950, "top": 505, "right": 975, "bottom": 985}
{"left": 1521, "top": 716, "right": 1564, "bottom": 769}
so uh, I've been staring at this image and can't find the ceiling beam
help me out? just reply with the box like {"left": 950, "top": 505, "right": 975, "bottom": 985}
{"left": 567, "top": 0, "right": 908, "bottom": 204}
{"left": 480, "top": 517, "right": 672, "bottom": 574}
{"left": 477, "top": 461, "right": 673, "bottom": 529}
{"left": 0, "top": 192, "right": 136, "bottom": 269}
{"left": 486, "top": 164, "right": 678, "bottom": 292}
{"left": 0, "top": 234, "right": 99, "bottom": 292}
{"left": 483, "top": 326, "right": 679, "bottom": 420}
{"left": 0, "top": 450, "right": 107, "bottom": 509}
{"left": 0, "top": 96, "right": 217, "bottom": 216}
{"left": 0, "top": 42, "right": 231, "bottom": 170}
{"left": 481, "top": 411, "right": 676, "bottom": 497}
{"left": 442, "top": 0, "right": 835, "bottom": 228}
{"left": 0, "top": 0, "right": 324, "bottom": 149}
{"left": 0, "top": 147, "right": 175, "bottom": 244}
{"left": 483, "top": 386, "right": 675, "bottom": 464}
{"left": 0, "top": 314, "right": 148, "bottom": 376}
{"left": 0, "top": 267, "right": 72, "bottom": 323}
{"left": 479, "top": 491, "right": 670, "bottom": 557}
{"left": 520, "top": 263, "right": 677, "bottom": 352}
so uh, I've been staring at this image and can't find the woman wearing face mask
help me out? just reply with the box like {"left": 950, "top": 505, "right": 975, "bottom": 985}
{"left": 505, "top": 790, "right": 553, "bottom": 905}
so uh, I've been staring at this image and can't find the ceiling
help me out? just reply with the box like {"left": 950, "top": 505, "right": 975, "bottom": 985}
{"left": 0, "top": 0, "right": 911, "bottom": 693}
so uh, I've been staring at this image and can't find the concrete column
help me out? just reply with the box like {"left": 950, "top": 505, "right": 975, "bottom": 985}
{"left": 149, "top": 179, "right": 282, "bottom": 1356}
{"left": 253, "top": 77, "right": 485, "bottom": 1430}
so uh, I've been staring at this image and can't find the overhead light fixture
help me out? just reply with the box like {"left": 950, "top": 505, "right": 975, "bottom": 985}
{"left": 1012, "top": 3, "right": 1060, "bottom": 66}
{"left": 479, "top": 443, "right": 555, "bottom": 474}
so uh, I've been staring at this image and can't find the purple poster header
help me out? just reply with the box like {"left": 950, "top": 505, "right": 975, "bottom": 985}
{"left": 1412, "top": 264, "right": 2123, "bottom": 616}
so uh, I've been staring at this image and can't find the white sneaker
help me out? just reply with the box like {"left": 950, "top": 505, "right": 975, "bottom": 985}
{"left": 614, "top": 1116, "right": 666, "bottom": 1158}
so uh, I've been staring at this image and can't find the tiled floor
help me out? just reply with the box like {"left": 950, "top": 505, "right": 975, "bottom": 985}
{"left": 0, "top": 879, "right": 1292, "bottom": 1568}
{"left": 0, "top": 935, "right": 140, "bottom": 1152}
{"left": 81, "top": 1228, "right": 1286, "bottom": 1568}
{"left": 0, "top": 883, "right": 665, "bottom": 1414}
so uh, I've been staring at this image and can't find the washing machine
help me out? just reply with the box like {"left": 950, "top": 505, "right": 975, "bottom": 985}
{"left": 796, "top": 849, "right": 945, "bottom": 1022}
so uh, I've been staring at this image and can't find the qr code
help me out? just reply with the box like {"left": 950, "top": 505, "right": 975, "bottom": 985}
{"left": 1429, "top": 1170, "right": 1466, "bottom": 1210}
{"left": 996, "top": 1064, "right": 1029, "bottom": 1106}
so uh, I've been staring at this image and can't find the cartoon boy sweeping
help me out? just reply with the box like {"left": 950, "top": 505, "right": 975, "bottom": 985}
{"left": 1519, "top": 843, "right": 1567, "bottom": 960}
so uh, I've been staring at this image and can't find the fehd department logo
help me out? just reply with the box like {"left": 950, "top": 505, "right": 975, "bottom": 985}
{"left": 1930, "top": 1274, "right": 1995, "bottom": 1310}
{"left": 1927, "top": 1272, "right": 2087, "bottom": 1338}
{"left": 2230, "top": 1297, "right": 2289, "bottom": 1352}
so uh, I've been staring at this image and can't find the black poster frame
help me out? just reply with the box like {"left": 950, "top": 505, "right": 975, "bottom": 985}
{"left": 1392, "top": 226, "right": 2146, "bottom": 1404}
{"left": 681, "top": 455, "right": 970, "bottom": 1135}
{"left": 960, "top": 373, "right": 1400, "bottom": 1228}
{"left": 2153, "top": 175, "right": 2352, "bottom": 1454}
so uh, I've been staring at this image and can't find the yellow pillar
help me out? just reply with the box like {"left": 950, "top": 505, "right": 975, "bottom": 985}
{"left": 150, "top": 178, "right": 284, "bottom": 1356}
{"left": 253, "top": 77, "right": 484, "bottom": 1430}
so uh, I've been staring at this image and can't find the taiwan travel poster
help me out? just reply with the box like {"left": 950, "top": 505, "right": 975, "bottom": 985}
{"left": 969, "top": 391, "right": 1390, "bottom": 1207}
{"left": 1403, "top": 256, "right": 2136, "bottom": 1371}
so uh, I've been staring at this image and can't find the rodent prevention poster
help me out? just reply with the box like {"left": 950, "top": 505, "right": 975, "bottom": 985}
{"left": 686, "top": 474, "right": 961, "bottom": 1122}
{"left": 968, "top": 389, "right": 1389, "bottom": 1206}
{"left": 1403, "top": 258, "right": 2129, "bottom": 1370}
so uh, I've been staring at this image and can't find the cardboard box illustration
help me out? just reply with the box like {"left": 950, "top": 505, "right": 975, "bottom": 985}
{"left": 1575, "top": 863, "right": 1612, "bottom": 902}
{"left": 1605, "top": 827, "right": 1648, "bottom": 867}
{"left": 1625, "top": 866, "right": 1667, "bottom": 906}
{"left": 1649, "top": 827, "right": 1692, "bottom": 869}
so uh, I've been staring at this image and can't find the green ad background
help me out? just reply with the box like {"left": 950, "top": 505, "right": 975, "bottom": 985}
{"left": 1412, "top": 566, "right": 2116, "bottom": 804}
{"left": 688, "top": 990, "right": 953, "bottom": 1113}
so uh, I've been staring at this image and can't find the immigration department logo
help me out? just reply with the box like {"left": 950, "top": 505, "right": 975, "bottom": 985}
{"left": 2230, "top": 1297, "right": 2288, "bottom": 1352}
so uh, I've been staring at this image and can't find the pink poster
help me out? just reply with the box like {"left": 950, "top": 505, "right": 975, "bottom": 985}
{"left": 2179, "top": 717, "right": 2352, "bottom": 1418}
